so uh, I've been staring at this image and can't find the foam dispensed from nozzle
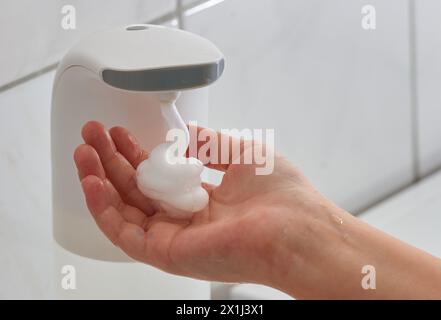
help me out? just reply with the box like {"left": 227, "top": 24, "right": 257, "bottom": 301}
{"left": 136, "top": 91, "right": 209, "bottom": 218}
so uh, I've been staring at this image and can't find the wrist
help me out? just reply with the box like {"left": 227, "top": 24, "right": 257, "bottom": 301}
{"left": 263, "top": 197, "right": 363, "bottom": 298}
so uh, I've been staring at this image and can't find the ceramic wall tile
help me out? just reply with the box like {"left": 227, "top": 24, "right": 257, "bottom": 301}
{"left": 0, "top": 72, "right": 55, "bottom": 298}
{"left": 414, "top": 0, "right": 441, "bottom": 176}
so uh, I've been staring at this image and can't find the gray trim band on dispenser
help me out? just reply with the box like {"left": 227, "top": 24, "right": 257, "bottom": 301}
{"left": 102, "top": 59, "right": 224, "bottom": 91}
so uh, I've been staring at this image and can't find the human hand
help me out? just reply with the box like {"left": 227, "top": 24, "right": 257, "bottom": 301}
{"left": 74, "top": 121, "right": 441, "bottom": 299}
{"left": 74, "top": 121, "right": 339, "bottom": 289}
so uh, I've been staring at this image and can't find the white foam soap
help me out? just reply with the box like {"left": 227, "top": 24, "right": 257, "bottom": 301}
{"left": 136, "top": 92, "right": 209, "bottom": 219}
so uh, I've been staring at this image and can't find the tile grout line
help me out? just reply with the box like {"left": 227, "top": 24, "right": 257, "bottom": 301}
{"left": 405, "top": 1, "right": 441, "bottom": 183}
{"left": 148, "top": 8, "right": 179, "bottom": 26}
{"left": 0, "top": 63, "right": 59, "bottom": 93}
{"left": 408, "top": 0, "right": 421, "bottom": 182}
{"left": 176, "top": 0, "right": 185, "bottom": 29}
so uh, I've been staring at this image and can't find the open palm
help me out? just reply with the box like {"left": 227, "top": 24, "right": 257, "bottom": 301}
{"left": 74, "top": 121, "right": 312, "bottom": 285}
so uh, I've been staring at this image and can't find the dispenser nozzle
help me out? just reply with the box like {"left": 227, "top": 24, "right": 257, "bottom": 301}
{"left": 158, "top": 91, "right": 189, "bottom": 153}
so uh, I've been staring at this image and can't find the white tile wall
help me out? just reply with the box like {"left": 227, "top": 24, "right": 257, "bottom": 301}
{"left": 184, "top": 0, "right": 414, "bottom": 212}
{"left": 0, "top": 0, "right": 176, "bottom": 87}
{"left": 0, "top": 72, "right": 54, "bottom": 299}
{"left": 415, "top": 0, "right": 441, "bottom": 176}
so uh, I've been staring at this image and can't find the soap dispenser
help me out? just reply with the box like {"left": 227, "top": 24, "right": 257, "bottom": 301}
{"left": 51, "top": 24, "right": 224, "bottom": 262}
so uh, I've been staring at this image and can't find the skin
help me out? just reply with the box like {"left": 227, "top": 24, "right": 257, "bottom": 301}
{"left": 74, "top": 121, "right": 441, "bottom": 299}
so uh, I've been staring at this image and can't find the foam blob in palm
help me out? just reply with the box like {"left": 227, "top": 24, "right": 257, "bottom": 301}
{"left": 136, "top": 143, "right": 208, "bottom": 219}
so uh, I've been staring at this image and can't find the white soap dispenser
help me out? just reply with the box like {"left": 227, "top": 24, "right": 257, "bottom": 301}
{"left": 51, "top": 24, "right": 224, "bottom": 262}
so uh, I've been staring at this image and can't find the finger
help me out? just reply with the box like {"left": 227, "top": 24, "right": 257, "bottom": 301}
{"left": 187, "top": 125, "right": 249, "bottom": 172}
{"left": 74, "top": 144, "right": 151, "bottom": 224}
{"left": 81, "top": 175, "right": 112, "bottom": 217}
{"left": 81, "top": 175, "right": 183, "bottom": 271}
{"left": 74, "top": 144, "right": 105, "bottom": 180}
{"left": 202, "top": 182, "right": 216, "bottom": 194}
{"left": 109, "top": 126, "right": 149, "bottom": 168}
{"left": 118, "top": 216, "right": 183, "bottom": 272}
{"left": 101, "top": 178, "right": 149, "bottom": 227}
{"left": 81, "top": 174, "right": 148, "bottom": 226}
{"left": 81, "top": 121, "right": 154, "bottom": 215}
{"left": 82, "top": 176, "right": 145, "bottom": 255}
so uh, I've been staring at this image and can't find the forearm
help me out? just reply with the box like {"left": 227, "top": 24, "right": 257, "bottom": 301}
{"left": 268, "top": 203, "right": 441, "bottom": 299}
